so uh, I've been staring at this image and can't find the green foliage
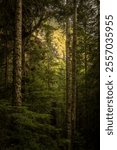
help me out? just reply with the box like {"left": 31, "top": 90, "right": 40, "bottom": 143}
{"left": 0, "top": 101, "right": 62, "bottom": 150}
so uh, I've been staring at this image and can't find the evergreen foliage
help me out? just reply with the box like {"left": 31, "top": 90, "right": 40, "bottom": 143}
{"left": 0, "top": 0, "right": 99, "bottom": 150}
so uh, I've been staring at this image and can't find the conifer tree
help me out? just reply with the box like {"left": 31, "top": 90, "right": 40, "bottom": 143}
{"left": 13, "top": 0, "right": 22, "bottom": 106}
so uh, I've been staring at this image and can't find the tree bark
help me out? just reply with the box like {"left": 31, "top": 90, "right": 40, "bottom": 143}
{"left": 5, "top": 30, "right": 8, "bottom": 90}
{"left": 66, "top": 0, "right": 72, "bottom": 150}
{"left": 71, "top": 0, "right": 77, "bottom": 149}
{"left": 13, "top": 0, "right": 22, "bottom": 106}
{"left": 22, "top": 41, "right": 26, "bottom": 101}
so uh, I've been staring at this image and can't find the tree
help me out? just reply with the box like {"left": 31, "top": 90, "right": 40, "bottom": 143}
{"left": 13, "top": 0, "right": 22, "bottom": 106}
{"left": 66, "top": 0, "right": 72, "bottom": 149}
{"left": 71, "top": 0, "right": 77, "bottom": 149}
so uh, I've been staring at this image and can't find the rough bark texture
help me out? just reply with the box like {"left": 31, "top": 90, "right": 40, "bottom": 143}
{"left": 22, "top": 41, "right": 26, "bottom": 101}
{"left": 22, "top": 42, "right": 25, "bottom": 80}
{"left": 71, "top": 0, "right": 77, "bottom": 149}
{"left": 84, "top": 23, "right": 88, "bottom": 127}
{"left": 5, "top": 30, "right": 8, "bottom": 89}
{"left": 66, "top": 0, "right": 72, "bottom": 149}
{"left": 13, "top": 0, "right": 22, "bottom": 106}
{"left": 84, "top": 23, "right": 89, "bottom": 148}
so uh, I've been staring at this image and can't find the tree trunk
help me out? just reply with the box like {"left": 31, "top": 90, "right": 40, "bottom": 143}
{"left": 4, "top": 30, "right": 8, "bottom": 90}
{"left": 13, "top": 0, "right": 22, "bottom": 106}
{"left": 71, "top": 0, "right": 77, "bottom": 149}
{"left": 66, "top": 0, "right": 72, "bottom": 150}
{"left": 22, "top": 41, "right": 26, "bottom": 101}
{"left": 84, "top": 23, "right": 89, "bottom": 149}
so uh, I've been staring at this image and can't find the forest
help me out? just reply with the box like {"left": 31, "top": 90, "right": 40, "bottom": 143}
{"left": 0, "top": 0, "right": 100, "bottom": 150}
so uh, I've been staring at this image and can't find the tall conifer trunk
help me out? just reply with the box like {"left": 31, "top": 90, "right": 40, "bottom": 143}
{"left": 71, "top": 0, "right": 77, "bottom": 149}
{"left": 5, "top": 30, "right": 8, "bottom": 90}
{"left": 66, "top": 0, "right": 72, "bottom": 150}
{"left": 13, "top": 0, "right": 22, "bottom": 106}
